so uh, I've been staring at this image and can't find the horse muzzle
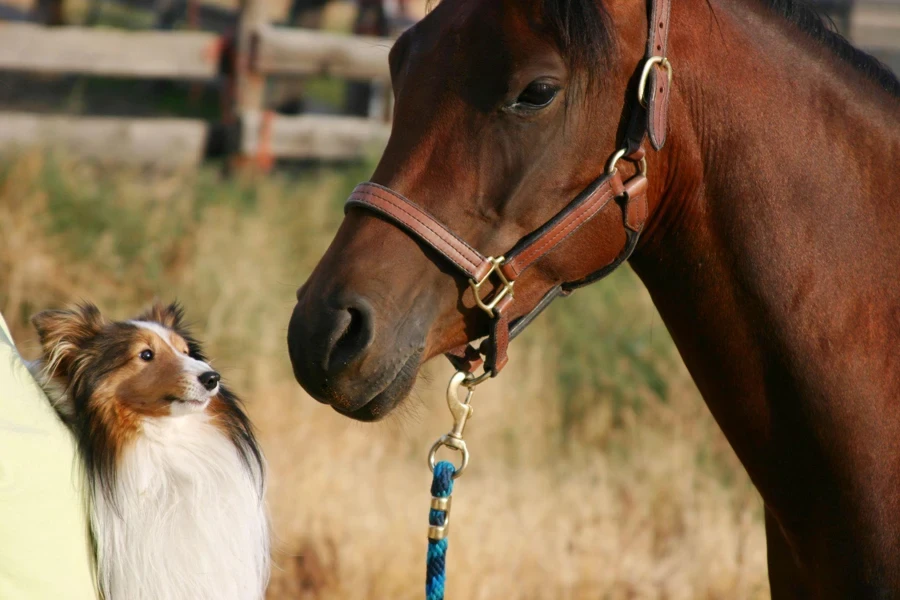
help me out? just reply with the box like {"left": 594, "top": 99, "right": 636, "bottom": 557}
{"left": 287, "top": 282, "right": 427, "bottom": 421}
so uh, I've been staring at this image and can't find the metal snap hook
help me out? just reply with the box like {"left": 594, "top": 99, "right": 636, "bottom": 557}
{"left": 428, "top": 370, "right": 477, "bottom": 478}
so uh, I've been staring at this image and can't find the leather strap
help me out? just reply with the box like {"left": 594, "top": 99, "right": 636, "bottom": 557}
{"left": 623, "top": 0, "right": 672, "bottom": 155}
{"left": 647, "top": 0, "right": 671, "bottom": 58}
{"left": 346, "top": 183, "right": 494, "bottom": 282}
{"left": 508, "top": 285, "right": 564, "bottom": 340}
{"left": 500, "top": 170, "right": 624, "bottom": 282}
{"left": 563, "top": 177, "right": 648, "bottom": 292}
{"left": 342, "top": 0, "right": 670, "bottom": 377}
{"left": 645, "top": 0, "right": 672, "bottom": 150}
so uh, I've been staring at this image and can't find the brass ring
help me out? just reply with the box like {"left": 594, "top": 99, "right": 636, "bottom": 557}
{"left": 606, "top": 148, "right": 627, "bottom": 175}
{"left": 428, "top": 437, "right": 469, "bottom": 478}
{"left": 606, "top": 149, "right": 648, "bottom": 177}
{"left": 464, "top": 370, "right": 491, "bottom": 388}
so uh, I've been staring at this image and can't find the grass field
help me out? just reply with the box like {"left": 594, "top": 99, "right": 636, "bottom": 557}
{"left": 0, "top": 153, "right": 770, "bottom": 599}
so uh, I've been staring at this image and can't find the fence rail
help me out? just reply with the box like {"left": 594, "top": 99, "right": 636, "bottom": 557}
{"left": 0, "top": 5, "right": 396, "bottom": 169}
{"left": 0, "top": 111, "right": 208, "bottom": 167}
{"left": 254, "top": 26, "right": 392, "bottom": 81}
{"left": 852, "top": 5, "right": 900, "bottom": 51}
{"left": 1, "top": 0, "right": 898, "bottom": 168}
{"left": 240, "top": 111, "right": 390, "bottom": 162}
{"left": 0, "top": 23, "right": 222, "bottom": 79}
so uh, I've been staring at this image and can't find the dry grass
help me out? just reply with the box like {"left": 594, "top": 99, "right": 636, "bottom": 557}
{"left": 0, "top": 153, "right": 770, "bottom": 599}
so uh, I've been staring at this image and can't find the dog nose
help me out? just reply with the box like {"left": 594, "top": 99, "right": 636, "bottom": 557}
{"left": 198, "top": 371, "right": 220, "bottom": 391}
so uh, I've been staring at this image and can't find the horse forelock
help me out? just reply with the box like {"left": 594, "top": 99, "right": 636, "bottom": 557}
{"left": 422, "top": 0, "right": 898, "bottom": 98}
{"left": 422, "top": 0, "right": 615, "bottom": 80}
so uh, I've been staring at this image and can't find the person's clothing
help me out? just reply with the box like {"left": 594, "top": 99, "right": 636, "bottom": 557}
{"left": 0, "top": 312, "right": 97, "bottom": 599}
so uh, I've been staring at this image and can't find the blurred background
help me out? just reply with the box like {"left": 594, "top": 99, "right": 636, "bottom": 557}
{"left": 0, "top": 1, "right": 897, "bottom": 598}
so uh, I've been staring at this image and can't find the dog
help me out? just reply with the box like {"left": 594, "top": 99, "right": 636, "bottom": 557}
{"left": 29, "top": 302, "right": 269, "bottom": 600}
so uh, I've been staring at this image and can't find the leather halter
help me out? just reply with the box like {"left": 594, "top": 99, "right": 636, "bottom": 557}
{"left": 345, "top": 0, "right": 673, "bottom": 378}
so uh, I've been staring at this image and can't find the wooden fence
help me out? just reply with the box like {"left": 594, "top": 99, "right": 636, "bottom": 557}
{"left": 0, "top": 0, "right": 394, "bottom": 169}
{"left": 1, "top": 0, "right": 899, "bottom": 168}
{"left": 232, "top": 0, "right": 392, "bottom": 169}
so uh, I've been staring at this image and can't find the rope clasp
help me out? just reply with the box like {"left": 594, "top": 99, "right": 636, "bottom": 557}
{"left": 428, "top": 371, "right": 476, "bottom": 478}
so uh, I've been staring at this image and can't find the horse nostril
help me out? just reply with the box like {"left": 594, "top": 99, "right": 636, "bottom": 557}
{"left": 327, "top": 298, "right": 375, "bottom": 371}
{"left": 287, "top": 291, "right": 377, "bottom": 405}
{"left": 198, "top": 371, "right": 220, "bottom": 391}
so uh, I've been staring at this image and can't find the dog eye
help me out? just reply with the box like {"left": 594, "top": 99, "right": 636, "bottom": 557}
{"left": 139, "top": 349, "right": 154, "bottom": 361}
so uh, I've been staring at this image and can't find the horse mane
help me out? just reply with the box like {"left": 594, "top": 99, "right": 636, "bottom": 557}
{"left": 760, "top": 0, "right": 900, "bottom": 97}
{"left": 539, "top": 0, "right": 898, "bottom": 96}
{"left": 427, "top": 0, "right": 898, "bottom": 97}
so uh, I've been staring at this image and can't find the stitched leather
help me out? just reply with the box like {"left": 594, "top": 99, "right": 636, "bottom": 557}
{"left": 345, "top": 183, "right": 493, "bottom": 281}
{"left": 501, "top": 171, "right": 623, "bottom": 281}
{"left": 647, "top": 69, "right": 670, "bottom": 150}
{"left": 484, "top": 295, "right": 512, "bottom": 374}
{"left": 646, "top": 0, "right": 672, "bottom": 150}
{"left": 624, "top": 175, "right": 649, "bottom": 231}
{"left": 647, "top": 0, "right": 671, "bottom": 58}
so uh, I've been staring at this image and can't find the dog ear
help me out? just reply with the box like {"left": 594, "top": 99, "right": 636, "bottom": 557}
{"left": 31, "top": 304, "right": 107, "bottom": 380}
{"left": 137, "top": 301, "right": 184, "bottom": 330}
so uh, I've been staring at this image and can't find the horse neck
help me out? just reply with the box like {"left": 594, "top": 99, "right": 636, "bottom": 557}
{"left": 628, "top": 0, "right": 900, "bottom": 498}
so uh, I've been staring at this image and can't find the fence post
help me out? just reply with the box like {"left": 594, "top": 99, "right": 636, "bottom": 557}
{"left": 231, "top": 0, "right": 270, "bottom": 171}
{"left": 32, "top": 0, "right": 64, "bottom": 25}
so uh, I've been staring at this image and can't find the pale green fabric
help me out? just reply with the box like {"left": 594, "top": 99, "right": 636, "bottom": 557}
{"left": 0, "top": 312, "right": 97, "bottom": 599}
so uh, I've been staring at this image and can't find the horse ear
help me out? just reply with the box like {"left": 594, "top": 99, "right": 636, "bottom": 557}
{"left": 137, "top": 301, "right": 184, "bottom": 330}
{"left": 31, "top": 304, "right": 106, "bottom": 380}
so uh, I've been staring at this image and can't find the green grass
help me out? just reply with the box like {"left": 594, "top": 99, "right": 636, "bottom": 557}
{"left": 537, "top": 266, "right": 680, "bottom": 439}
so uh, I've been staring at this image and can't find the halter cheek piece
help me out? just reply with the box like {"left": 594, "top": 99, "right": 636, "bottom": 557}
{"left": 345, "top": 0, "right": 673, "bottom": 378}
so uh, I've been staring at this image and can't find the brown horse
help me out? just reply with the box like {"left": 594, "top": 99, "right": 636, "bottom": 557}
{"left": 287, "top": 0, "right": 900, "bottom": 594}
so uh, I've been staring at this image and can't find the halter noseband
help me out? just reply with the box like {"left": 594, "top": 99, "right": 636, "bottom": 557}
{"left": 345, "top": 0, "right": 673, "bottom": 378}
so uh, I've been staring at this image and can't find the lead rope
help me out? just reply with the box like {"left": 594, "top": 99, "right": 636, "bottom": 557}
{"left": 425, "top": 461, "right": 455, "bottom": 600}
{"left": 424, "top": 370, "right": 484, "bottom": 599}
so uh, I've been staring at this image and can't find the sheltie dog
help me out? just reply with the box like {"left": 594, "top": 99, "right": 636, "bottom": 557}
{"left": 29, "top": 302, "right": 269, "bottom": 600}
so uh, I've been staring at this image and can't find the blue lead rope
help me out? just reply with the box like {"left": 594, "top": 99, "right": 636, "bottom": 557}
{"left": 426, "top": 461, "right": 456, "bottom": 600}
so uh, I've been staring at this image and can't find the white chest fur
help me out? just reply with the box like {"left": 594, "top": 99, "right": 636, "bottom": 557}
{"left": 92, "top": 414, "right": 269, "bottom": 600}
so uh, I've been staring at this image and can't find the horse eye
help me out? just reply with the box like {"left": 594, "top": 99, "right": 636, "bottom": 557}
{"left": 139, "top": 349, "right": 154, "bottom": 361}
{"left": 513, "top": 81, "right": 559, "bottom": 109}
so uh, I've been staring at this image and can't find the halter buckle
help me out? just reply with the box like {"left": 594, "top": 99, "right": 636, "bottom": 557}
{"left": 469, "top": 256, "right": 514, "bottom": 318}
{"left": 637, "top": 56, "right": 673, "bottom": 108}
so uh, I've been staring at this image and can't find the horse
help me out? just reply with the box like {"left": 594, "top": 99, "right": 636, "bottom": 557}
{"left": 286, "top": 0, "right": 900, "bottom": 594}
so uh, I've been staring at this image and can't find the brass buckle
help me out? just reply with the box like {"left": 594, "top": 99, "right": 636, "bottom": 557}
{"left": 637, "top": 56, "right": 673, "bottom": 108}
{"left": 468, "top": 256, "right": 514, "bottom": 318}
